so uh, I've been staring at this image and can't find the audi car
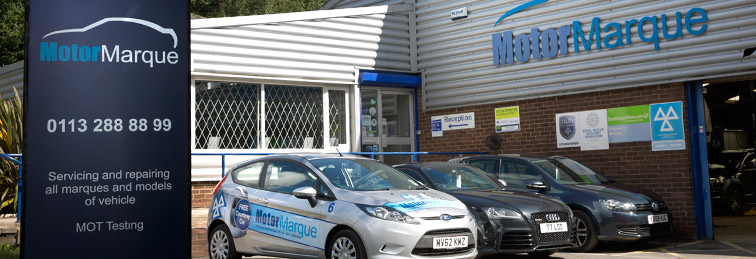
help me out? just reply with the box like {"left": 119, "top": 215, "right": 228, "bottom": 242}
{"left": 207, "top": 154, "right": 478, "bottom": 259}
{"left": 453, "top": 155, "right": 672, "bottom": 252}
{"left": 394, "top": 162, "right": 575, "bottom": 257}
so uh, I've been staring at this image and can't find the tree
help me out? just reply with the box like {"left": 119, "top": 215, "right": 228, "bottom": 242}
{"left": 190, "top": 0, "right": 330, "bottom": 18}
{"left": 0, "top": 0, "right": 24, "bottom": 66}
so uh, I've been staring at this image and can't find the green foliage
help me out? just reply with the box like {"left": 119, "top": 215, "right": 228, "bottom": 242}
{"left": 0, "top": 0, "right": 24, "bottom": 66}
{"left": 0, "top": 244, "right": 19, "bottom": 259}
{"left": 0, "top": 89, "right": 22, "bottom": 214}
{"left": 190, "top": 0, "right": 330, "bottom": 18}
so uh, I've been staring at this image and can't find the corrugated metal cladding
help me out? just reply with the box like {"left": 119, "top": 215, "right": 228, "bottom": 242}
{"left": 191, "top": 11, "right": 412, "bottom": 84}
{"left": 414, "top": 0, "right": 756, "bottom": 110}
{"left": 0, "top": 62, "right": 23, "bottom": 100}
{"left": 326, "top": 0, "right": 407, "bottom": 9}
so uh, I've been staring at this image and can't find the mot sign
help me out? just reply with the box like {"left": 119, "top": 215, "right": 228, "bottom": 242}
{"left": 23, "top": 1, "right": 189, "bottom": 258}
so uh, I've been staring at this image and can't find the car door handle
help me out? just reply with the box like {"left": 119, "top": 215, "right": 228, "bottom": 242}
{"left": 256, "top": 197, "right": 269, "bottom": 204}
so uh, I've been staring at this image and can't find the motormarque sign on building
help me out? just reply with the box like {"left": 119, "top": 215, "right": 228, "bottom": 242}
{"left": 23, "top": 1, "right": 189, "bottom": 258}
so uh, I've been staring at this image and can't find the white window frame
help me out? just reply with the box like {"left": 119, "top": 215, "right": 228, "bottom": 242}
{"left": 191, "top": 77, "right": 351, "bottom": 153}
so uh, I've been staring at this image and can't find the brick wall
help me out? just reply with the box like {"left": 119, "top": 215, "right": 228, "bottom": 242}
{"left": 191, "top": 181, "right": 216, "bottom": 258}
{"left": 417, "top": 83, "right": 697, "bottom": 239}
{"left": 193, "top": 181, "right": 216, "bottom": 209}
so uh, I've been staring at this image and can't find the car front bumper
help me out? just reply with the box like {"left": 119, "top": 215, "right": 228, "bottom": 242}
{"left": 473, "top": 210, "right": 574, "bottom": 255}
{"left": 597, "top": 210, "right": 673, "bottom": 241}
{"left": 351, "top": 213, "right": 478, "bottom": 259}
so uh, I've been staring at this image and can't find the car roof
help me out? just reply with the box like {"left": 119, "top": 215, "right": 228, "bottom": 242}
{"left": 399, "top": 161, "right": 476, "bottom": 169}
{"left": 459, "top": 154, "right": 553, "bottom": 161}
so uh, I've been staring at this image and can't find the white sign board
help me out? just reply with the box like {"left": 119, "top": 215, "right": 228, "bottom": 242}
{"left": 556, "top": 112, "right": 580, "bottom": 148}
{"left": 450, "top": 7, "right": 468, "bottom": 20}
{"left": 578, "top": 109, "right": 609, "bottom": 151}
{"left": 431, "top": 112, "right": 475, "bottom": 137}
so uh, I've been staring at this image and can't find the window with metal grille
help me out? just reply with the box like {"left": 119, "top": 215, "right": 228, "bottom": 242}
{"left": 329, "top": 90, "right": 347, "bottom": 147}
{"left": 195, "top": 81, "right": 348, "bottom": 150}
{"left": 265, "top": 85, "right": 324, "bottom": 149}
{"left": 195, "top": 81, "right": 259, "bottom": 149}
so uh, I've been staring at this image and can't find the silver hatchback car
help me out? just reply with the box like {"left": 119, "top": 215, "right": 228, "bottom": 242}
{"left": 207, "top": 154, "right": 478, "bottom": 259}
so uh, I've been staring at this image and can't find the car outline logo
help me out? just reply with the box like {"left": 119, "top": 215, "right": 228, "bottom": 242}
{"left": 43, "top": 17, "right": 178, "bottom": 48}
{"left": 440, "top": 214, "right": 452, "bottom": 221}
{"left": 493, "top": 0, "right": 548, "bottom": 27}
{"left": 546, "top": 213, "right": 560, "bottom": 222}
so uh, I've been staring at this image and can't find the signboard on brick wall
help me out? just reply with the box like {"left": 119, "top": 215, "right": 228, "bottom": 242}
{"left": 650, "top": 101, "right": 686, "bottom": 151}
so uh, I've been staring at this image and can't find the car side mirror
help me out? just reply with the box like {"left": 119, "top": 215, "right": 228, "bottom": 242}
{"left": 294, "top": 187, "right": 318, "bottom": 207}
{"left": 498, "top": 179, "right": 507, "bottom": 187}
{"left": 525, "top": 181, "right": 548, "bottom": 191}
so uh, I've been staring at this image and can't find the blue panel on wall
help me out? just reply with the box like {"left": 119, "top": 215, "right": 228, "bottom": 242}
{"left": 359, "top": 70, "right": 421, "bottom": 88}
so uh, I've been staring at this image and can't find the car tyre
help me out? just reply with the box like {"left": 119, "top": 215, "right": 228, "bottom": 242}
{"left": 724, "top": 187, "right": 743, "bottom": 215}
{"left": 569, "top": 210, "right": 598, "bottom": 252}
{"left": 528, "top": 249, "right": 557, "bottom": 257}
{"left": 327, "top": 229, "right": 367, "bottom": 259}
{"left": 209, "top": 224, "right": 242, "bottom": 259}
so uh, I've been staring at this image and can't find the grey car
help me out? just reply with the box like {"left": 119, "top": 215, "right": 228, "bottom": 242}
{"left": 455, "top": 155, "right": 672, "bottom": 252}
{"left": 207, "top": 154, "right": 478, "bottom": 259}
{"left": 394, "top": 162, "right": 575, "bottom": 257}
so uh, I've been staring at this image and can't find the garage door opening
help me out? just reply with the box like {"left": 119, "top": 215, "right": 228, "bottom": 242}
{"left": 703, "top": 77, "right": 756, "bottom": 241}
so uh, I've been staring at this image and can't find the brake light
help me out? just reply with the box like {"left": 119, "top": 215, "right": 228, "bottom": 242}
{"left": 212, "top": 174, "right": 229, "bottom": 195}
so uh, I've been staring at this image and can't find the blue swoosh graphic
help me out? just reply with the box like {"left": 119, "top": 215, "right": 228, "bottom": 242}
{"left": 493, "top": 0, "right": 548, "bottom": 27}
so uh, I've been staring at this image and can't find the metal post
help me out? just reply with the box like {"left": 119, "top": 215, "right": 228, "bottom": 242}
{"left": 17, "top": 157, "right": 21, "bottom": 223}
{"left": 221, "top": 154, "right": 226, "bottom": 178}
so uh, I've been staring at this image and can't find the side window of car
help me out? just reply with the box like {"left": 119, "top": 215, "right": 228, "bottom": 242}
{"left": 233, "top": 162, "right": 264, "bottom": 187}
{"left": 743, "top": 154, "right": 756, "bottom": 171}
{"left": 264, "top": 160, "right": 318, "bottom": 194}
{"left": 466, "top": 159, "right": 496, "bottom": 174}
{"left": 398, "top": 168, "right": 429, "bottom": 186}
{"left": 499, "top": 161, "right": 541, "bottom": 187}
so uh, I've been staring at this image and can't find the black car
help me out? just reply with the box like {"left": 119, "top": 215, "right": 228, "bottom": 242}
{"left": 454, "top": 155, "right": 672, "bottom": 252}
{"left": 394, "top": 162, "right": 574, "bottom": 257}
{"left": 709, "top": 150, "right": 756, "bottom": 214}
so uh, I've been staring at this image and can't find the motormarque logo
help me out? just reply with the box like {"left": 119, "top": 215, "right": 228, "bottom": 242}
{"left": 440, "top": 214, "right": 452, "bottom": 221}
{"left": 559, "top": 115, "right": 576, "bottom": 140}
{"left": 546, "top": 214, "right": 560, "bottom": 222}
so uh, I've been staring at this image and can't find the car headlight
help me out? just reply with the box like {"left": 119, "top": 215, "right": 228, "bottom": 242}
{"left": 600, "top": 199, "right": 636, "bottom": 212}
{"left": 356, "top": 205, "right": 419, "bottom": 224}
{"left": 709, "top": 176, "right": 725, "bottom": 184}
{"left": 481, "top": 207, "right": 522, "bottom": 219}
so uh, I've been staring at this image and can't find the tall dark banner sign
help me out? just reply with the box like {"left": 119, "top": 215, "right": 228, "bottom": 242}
{"left": 23, "top": 0, "right": 189, "bottom": 258}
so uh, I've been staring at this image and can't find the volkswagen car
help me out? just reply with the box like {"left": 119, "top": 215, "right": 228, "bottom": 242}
{"left": 394, "top": 162, "right": 574, "bottom": 257}
{"left": 206, "top": 154, "right": 478, "bottom": 259}
{"left": 453, "top": 155, "right": 672, "bottom": 252}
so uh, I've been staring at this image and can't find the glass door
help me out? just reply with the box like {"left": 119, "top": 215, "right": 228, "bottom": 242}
{"left": 360, "top": 89, "right": 415, "bottom": 165}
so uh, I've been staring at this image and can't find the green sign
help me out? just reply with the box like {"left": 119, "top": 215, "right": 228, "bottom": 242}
{"left": 607, "top": 105, "right": 650, "bottom": 126}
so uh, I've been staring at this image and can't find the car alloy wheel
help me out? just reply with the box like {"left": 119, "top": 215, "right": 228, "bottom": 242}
{"left": 209, "top": 225, "right": 241, "bottom": 259}
{"left": 569, "top": 210, "right": 598, "bottom": 252}
{"left": 210, "top": 229, "right": 229, "bottom": 259}
{"left": 575, "top": 217, "right": 588, "bottom": 247}
{"left": 331, "top": 237, "right": 356, "bottom": 259}
{"left": 328, "top": 230, "right": 366, "bottom": 259}
{"left": 727, "top": 188, "right": 743, "bottom": 215}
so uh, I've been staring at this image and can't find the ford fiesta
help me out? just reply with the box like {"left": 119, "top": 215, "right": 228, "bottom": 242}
{"left": 394, "top": 162, "right": 574, "bottom": 257}
{"left": 207, "top": 154, "right": 478, "bottom": 259}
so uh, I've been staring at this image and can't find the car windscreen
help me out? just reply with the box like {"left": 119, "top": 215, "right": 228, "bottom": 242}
{"left": 531, "top": 158, "right": 611, "bottom": 185}
{"left": 311, "top": 158, "right": 423, "bottom": 191}
{"left": 422, "top": 165, "right": 501, "bottom": 191}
